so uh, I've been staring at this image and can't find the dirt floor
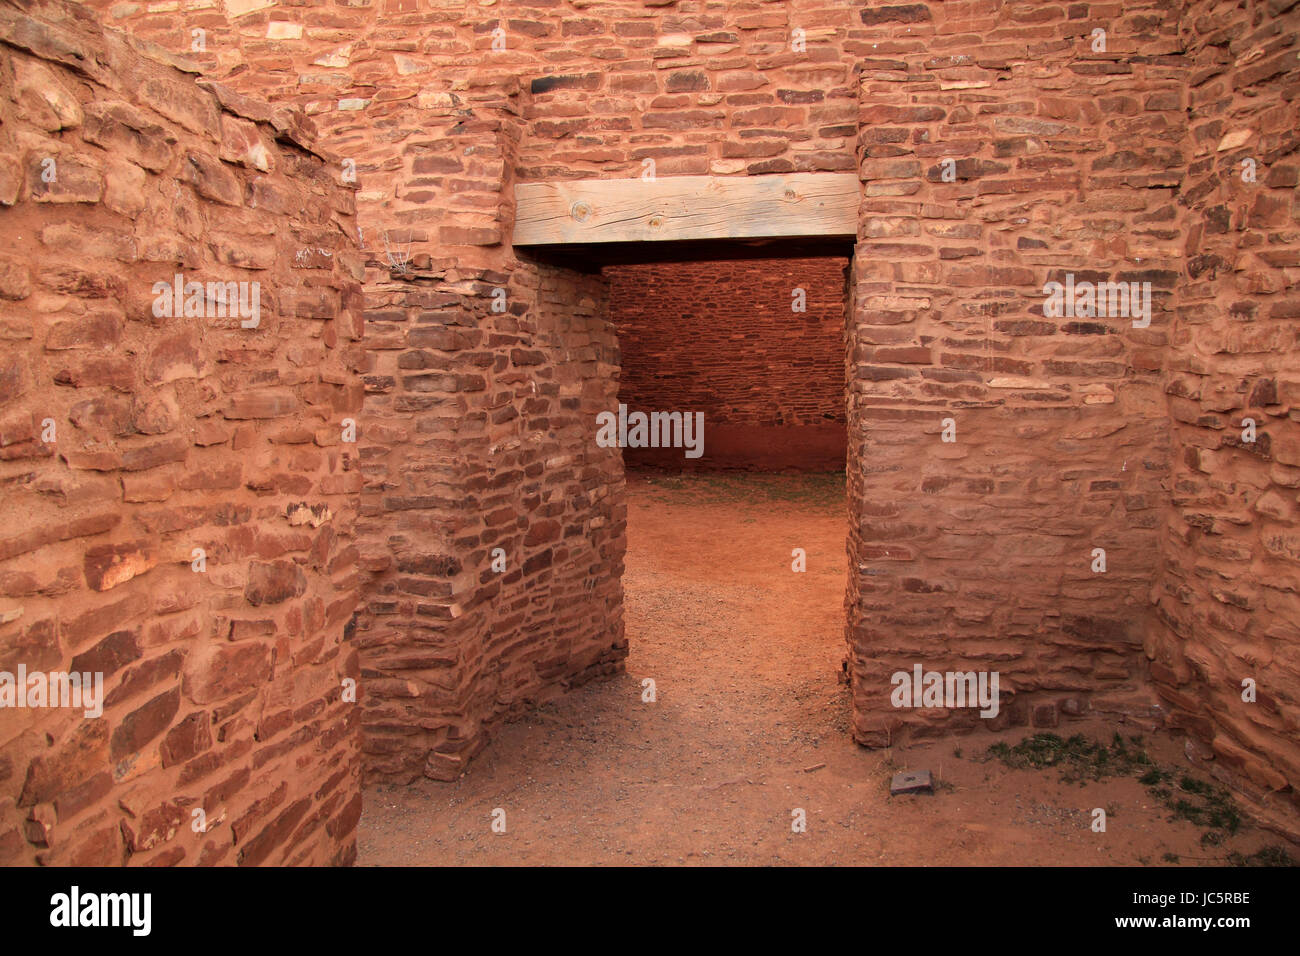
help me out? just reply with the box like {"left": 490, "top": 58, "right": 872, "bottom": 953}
{"left": 358, "top": 472, "right": 1293, "bottom": 866}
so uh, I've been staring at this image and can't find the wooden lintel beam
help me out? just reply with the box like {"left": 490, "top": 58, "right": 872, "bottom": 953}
{"left": 512, "top": 173, "right": 859, "bottom": 246}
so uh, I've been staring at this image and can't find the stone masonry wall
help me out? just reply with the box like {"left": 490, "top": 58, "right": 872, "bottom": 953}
{"left": 0, "top": 0, "right": 365, "bottom": 864}
{"left": 84, "top": 0, "right": 632, "bottom": 783}
{"left": 609, "top": 256, "right": 847, "bottom": 471}
{"left": 75, "top": 0, "right": 869, "bottom": 777}
{"left": 85, "top": 0, "right": 867, "bottom": 234}
{"left": 78, "top": 0, "right": 1300, "bottom": 829}
{"left": 844, "top": 1, "right": 1181, "bottom": 746}
{"left": 1151, "top": 0, "right": 1300, "bottom": 831}
{"left": 345, "top": 83, "right": 626, "bottom": 783}
{"left": 357, "top": 252, "right": 626, "bottom": 782}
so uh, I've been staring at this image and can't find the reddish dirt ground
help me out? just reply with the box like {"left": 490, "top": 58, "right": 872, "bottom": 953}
{"left": 358, "top": 473, "right": 1291, "bottom": 866}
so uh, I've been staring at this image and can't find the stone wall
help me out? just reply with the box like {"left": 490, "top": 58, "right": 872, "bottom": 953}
{"left": 342, "top": 77, "right": 627, "bottom": 783}
{"left": 0, "top": 0, "right": 364, "bottom": 864}
{"left": 65, "top": 0, "right": 1300, "bottom": 832}
{"left": 844, "top": 0, "right": 1181, "bottom": 745}
{"left": 1151, "top": 0, "right": 1300, "bottom": 830}
{"left": 110, "top": 0, "right": 1187, "bottom": 759}
{"left": 82, "top": 0, "right": 632, "bottom": 783}
{"left": 609, "top": 257, "right": 847, "bottom": 471}
{"left": 84, "top": 0, "right": 867, "bottom": 236}
{"left": 356, "top": 252, "right": 626, "bottom": 782}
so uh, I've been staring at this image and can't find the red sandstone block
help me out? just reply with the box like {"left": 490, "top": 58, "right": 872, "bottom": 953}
{"left": 142, "top": 332, "right": 203, "bottom": 384}
{"left": 438, "top": 224, "right": 501, "bottom": 246}
{"left": 45, "top": 312, "right": 123, "bottom": 351}
{"left": 50, "top": 823, "right": 123, "bottom": 866}
{"left": 183, "top": 641, "right": 274, "bottom": 706}
{"left": 0, "top": 354, "right": 29, "bottom": 406}
{"left": 524, "top": 520, "right": 562, "bottom": 546}
{"left": 138, "top": 75, "right": 220, "bottom": 138}
{"left": 230, "top": 781, "right": 288, "bottom": 848}
{"left": 117, "top": 436, "right": 186, "bottom": 472}
{"left": 53, "top": 771, "right": 113, "bottom": 822}
{"left": 735, "top": 12, "right": 785, "bottom": 28}
{"left": 83, "top": 541, "right": 157, "bottom": 592}
{"left": 40, "top": 218, "right": 137, "bottom": 261}
{"left": 732, "top": 105, "right": 804, "bottom": 126}
{"left": 237, "top": 796, "right": 311, "bottom": 866}
{"left": 0, "top": 616, "right": 60, "bottom": 672}
{"left": 530, "top": 73, "right": 602, "bottom": 95}
{"left": 873, "top": 346, "right": 932, "bottom": 364}
{"left": 223, "top": 390, "right": 297, "bottom": 419}
{"left": 211, "top": 233, "right": 276, "bottom": 270}
{"left": 857, "top": 125, "right": 910, "bottom": 145}
{"left": 860, "top": 4, "right": 932, "bottom": 25}
{"left": 614, "top": 21, "right": 656, "bottom": 37}
{"left": 510, "top": 348, "right": 546, "bottom": 366}
{"left": 522, "top": 549, "right": 554, "bottom": 575}
{"left": 0, "top": 511, "right": 120, "bottom": 564}
{"left": 44, "top": 266, "right": 127, "bottom": 301}
{"left": 219, "top": 115, "right": 273, "bottom": 172}
{"left": 51, "top": 354, "right": 133, "bottom": 390}
{"left": 642, "top": 110, "right": 724, "bottom": 130}
{"left": 0, "top": 256, "right": 31, "bottom": 300}
{"left": 23, "top": 804, "right": 52, "bottom": 848}
{"left": 26, "top": 151, "right": 104, "bottom": 203}
{"left": 861, "top": 105, "right": 945, "bottom": 124}
{"left": 110, "top": 687, "right": 181, "bottom": 762}
{"left": 666, "top": 70, "right": 709, "bottom": 92}
{"left": 862, "top": 157, "right": 922, "bottom": 179}
{"left": 610, "top": 73, "right": 658, "bottom": 93}
{"left": 508, "top": 18, "right": 551, "bottom": 38}
{"left": 105, "top": 649, "right": 186, "bottom": 709}
{"left": 121, "top": 799, "right": 188, "bottom": 853}
{"left": 326, "top": 792, "right": 363, "bottom": 839}
{"left": 722, "top": 139, "right": 787, "bottom": 159}
{"left": 946, "top": 265, "right": 1036, "bottom": 286}
{"left": 245, "top": 559, "right": 308, "bottom": 606}
{"left": 182, "top": 150, "right": 242, "bottom": 206}
{"left": 18, "top": 721, "right": 109, "bottom": 808}
{"left": 561, "top": 18, "right": 604, "bottom": 36}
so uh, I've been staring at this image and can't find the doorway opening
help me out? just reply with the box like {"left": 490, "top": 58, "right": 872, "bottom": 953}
{"left": 604, "top": 243, "right": 854, "bottom": 842}
{"left": 360, "top": 240, "right": 867, "bottom": 864}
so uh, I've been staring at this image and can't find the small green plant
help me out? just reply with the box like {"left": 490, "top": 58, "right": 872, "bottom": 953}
{"left": 1139, "top": 767, "right": 1171, "bottom": 786}
{"left": 1165, "top": 776, "right": 1241, "bottom": 836}
{"left": 1227, "top": 845, "right": 1295, "bottom": 867}
{"left": 987, "top": 732, "right": 1250, "bottom": 852}
{"left": 984, "top": 732, "right": 1152, "bottom": 784}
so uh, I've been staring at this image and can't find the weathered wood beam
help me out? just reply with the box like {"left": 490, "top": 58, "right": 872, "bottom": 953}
{"left": 512, "top": 173, "right": 859, "bottom": 246}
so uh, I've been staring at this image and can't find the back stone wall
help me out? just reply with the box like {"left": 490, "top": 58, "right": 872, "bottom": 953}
{"left": 609, "top": 257, "right": 848, "bottom": 472}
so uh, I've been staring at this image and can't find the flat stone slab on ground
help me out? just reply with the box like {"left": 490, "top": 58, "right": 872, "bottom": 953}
{"left": 890, "top": 769, "right": 934, "bottom": 796}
